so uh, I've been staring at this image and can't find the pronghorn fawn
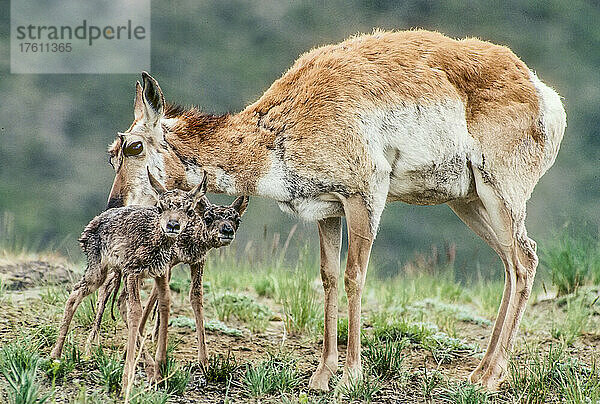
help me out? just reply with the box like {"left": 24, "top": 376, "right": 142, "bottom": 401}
{"left": 52, "top": 170, "right": 207, "bottom": 394}
{"left": 106, "top": 30, "right": 566, "bottom": 390}
{"left": 86, "top": 189, "right": 249, "bottom": 368}
{"left": 138, "top": 192, "right": 249, "bottom": 366}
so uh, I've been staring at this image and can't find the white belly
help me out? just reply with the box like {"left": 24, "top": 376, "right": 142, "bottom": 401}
{"left": 360, "top": 100, "right": 476, "bottom": 205}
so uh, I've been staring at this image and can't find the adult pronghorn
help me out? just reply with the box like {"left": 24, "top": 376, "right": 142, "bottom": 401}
{"left": 106, "top": 30, "right": 565, "bottom": 390}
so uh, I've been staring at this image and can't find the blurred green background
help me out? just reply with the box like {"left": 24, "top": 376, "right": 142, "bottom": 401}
{"left": 1, "top": 1, "right": 598, "bottom": 277}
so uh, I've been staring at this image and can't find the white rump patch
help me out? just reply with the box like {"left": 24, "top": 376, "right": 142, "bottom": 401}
{"left": 528, "top": 70, "right": 567, "bottom": 175}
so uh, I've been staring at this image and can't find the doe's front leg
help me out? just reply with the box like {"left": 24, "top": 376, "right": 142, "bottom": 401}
{"left": 338, "top": 195, "right": 378, "bottom": 390}
{"left": 309, "top": 217, "right": 342, "bottom": 391}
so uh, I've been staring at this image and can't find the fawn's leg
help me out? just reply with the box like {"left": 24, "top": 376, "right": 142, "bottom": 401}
{"left": 189, "top": 260, "right": 208, "bottom": 367}
{"left": 85, "top": 272, "right": 117, "bottom": 355}
{"left": 139, "top": 282, "right": 158, "bottom": 337}
{"left": 51, "top": 264, "right": 107, "bottom": 359}
{"left": 121, "top": 273, "right": 142, "bottom": 395}
{"left": 152, "top": 267, "right": 173, "bottom": 341}
{"left": 308, "top": 217, "right": 342, "bottom": 391}
{"left": 153, "top": 274, "right": 171, "bottom": 382}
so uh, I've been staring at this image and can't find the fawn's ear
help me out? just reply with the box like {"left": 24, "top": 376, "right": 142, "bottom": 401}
{"left": 147, "top": 167, "right": 166, "bottom": 196}
{"left": 189, "top": 170, "right": 207, "bottom": 205}
{"left": 141, "top": 71, "right": 164, "bottom": 125}
{"left": 190, "top": 170, "right": 210, "bottom": 212}
{"left": 231, "top": 196, "right": 249, "bottom": 216}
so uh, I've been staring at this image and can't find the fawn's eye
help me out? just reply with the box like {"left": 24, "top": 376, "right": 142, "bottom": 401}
{"left": 123, "top": 141, "right": 143, "bottom": 157}
{"left": 204, "top": 212, "right": 214, "bottom": 225}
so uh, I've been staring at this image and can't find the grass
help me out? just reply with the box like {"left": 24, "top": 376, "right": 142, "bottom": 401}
{"left": 439, "top": 381, "right": 491, "bottom": 403}
{"left": 210, "top": 292, "right": 273, "bottom": 332}
{"left": 92, "top": 347, "right": 123, "bottom": 394}
{"left": 159, "top": 352, "right": 191, "bottom": 396}
{"left": 542, "top": 230, "right": 600, "bottom": 296}
{"left": 127, "top": 385, "right": 170, "bottom": 404}
{"left": 337, "top": 372, "right": 382, "bottom": 403}
{"left": 201, "top": 352, "right": 240, "bottom": 384}
{"left": 0, "top": 341, "right": 50, "bottom": 404}
{"left": 337, "top": 317, "right": 348, "bottom": 345}
{"left": 74, "top": 291, "right": 98, "bottom": 328}
{"left": 243, "top": 352, "right": 301, "bottom": 397}
{"left": 1, "top": 231, "right": 599, "bottom": 402}
{"left": 508, "top": 344, "right": 600, "bottom": 404}
{"left": 169, "top": 315, "right": 244, "bottom": 337}
{"left": 361, "top": 337, "right": 407, "bottom": 379}
{"left": 276, "top": 268, "right": 322, "bottom": 335}
{"left": 551, "top": 296, "right": 591, "bottom": 346}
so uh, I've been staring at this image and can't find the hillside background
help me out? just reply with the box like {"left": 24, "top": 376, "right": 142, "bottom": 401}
{"left": 0, "top": 0, "right": 598, "bottom": 278}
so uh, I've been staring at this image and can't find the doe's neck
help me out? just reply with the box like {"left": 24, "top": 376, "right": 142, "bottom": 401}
{"left": 165, "top": 109, "right": 275, "bottom": 195}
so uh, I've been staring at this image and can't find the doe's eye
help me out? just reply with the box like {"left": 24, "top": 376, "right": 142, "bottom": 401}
{"left": 123, "top": 141, "right": 143, "bottom": 157}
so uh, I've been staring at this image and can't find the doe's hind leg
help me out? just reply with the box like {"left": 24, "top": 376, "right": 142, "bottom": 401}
{"left": 467, "top": 167, "right": 539, "bottom": 390}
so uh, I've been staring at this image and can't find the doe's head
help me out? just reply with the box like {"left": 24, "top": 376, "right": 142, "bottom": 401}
{"left": 107, "top": 72, "right": 185, "bottom": 209}
{"left": 198, "top": 195, "right": 249, "bottom": 247}
{"left": 148, "top": 168, "right": 207, "bottom": 239}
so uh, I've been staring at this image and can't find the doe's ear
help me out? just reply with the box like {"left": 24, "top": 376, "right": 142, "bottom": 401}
{"left": 147, "top": 167, "right": 167, "bottom": 195}
{"left": 231, "top": 196, "right": 249, "bottom": 216}
{"left": 133, "top": 81, "right": 144, "bottom": 121}
{"left": 141, "top": 71, "right": 164, "bottom": 125}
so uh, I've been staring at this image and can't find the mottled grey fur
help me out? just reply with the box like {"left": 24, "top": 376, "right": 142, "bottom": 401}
{"left": 51, "top": 172, "right": 206, "bottom": 394}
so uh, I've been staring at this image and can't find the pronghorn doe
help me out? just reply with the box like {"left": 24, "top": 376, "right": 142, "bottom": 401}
{"left": 51, "top": 170, "right": 206, "bottom": 393}
{"left": 106, "top": 30, "right": 566, "bottom": 390}
{"left": 85, "top": 189, "right": 249, "bottom": 367}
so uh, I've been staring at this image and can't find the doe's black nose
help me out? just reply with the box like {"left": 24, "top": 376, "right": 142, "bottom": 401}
{"left": 166, "top": 219, "right": 180, "bottom": 233}
{"left": 221, "top": 222, "right": 234, "bottom": 236}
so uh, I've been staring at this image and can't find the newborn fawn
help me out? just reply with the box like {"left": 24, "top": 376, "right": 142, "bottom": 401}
{"left": 51, "top": 169, "right": 206, "bottom": 394}
{"left": 86, "top": 178, "right": 248, "bottom": 369}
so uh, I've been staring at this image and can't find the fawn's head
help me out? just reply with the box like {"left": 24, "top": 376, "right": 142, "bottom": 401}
{"left": 148, "top": 168, "right": 207, "bottom": 239}
{"left": 197, "top": 195, "right": 249, "bottom": 247}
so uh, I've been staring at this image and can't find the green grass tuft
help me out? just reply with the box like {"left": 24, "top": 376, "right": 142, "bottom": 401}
{"left": 509, "top": 344, "right": 600, "bottom": 404}
{"left": 337, "top": 372, "right": 382, "bottom": 403}
{"left": 92, "top": 348, "right": 123, "bottom": 394}
{"left": 210, "top": 292, "right": 273, "bottom": 332}
{"left": 542, "top": 231, "right": 600, "bottom": 296}
{"left": 243, "top": 353, "right": 300, "bottom": 397}
{"left": 439, "top": 381, "right": 490, "bottom": 404}
{"left": 202, "top": 352, "right": 240, "bottom": 384}
{"left": 361, "top": 337, "right": 407, "bottom": 379}
{"left": 160, "top": 354, "right": 191, "bottom": 396}
{"left": 551, "top": 296, "right": 591, "bottom": 346}
{"left": 0, "top": 341, "right": 50, "bottom": 404}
